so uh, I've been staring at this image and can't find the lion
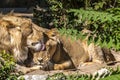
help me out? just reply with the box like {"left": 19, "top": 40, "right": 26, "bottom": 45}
{"left": 0, "top": 15, "right": 31, "bottom": 64}
{"left": 32, "top": 28, "right": 116, "bottom": 70}
{"left": 0, "top": 15, "right": 47, "bottom": 73}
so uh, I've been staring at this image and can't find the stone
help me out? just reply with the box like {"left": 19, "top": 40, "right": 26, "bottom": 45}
{"left": 18, "top": 75, "right": 48, "bottom": 80}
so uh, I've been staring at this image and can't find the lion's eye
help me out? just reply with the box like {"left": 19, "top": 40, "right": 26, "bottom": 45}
{"left": 51, "top": 34, "right": 56, "bottom": 37}
{"left": 31, "top": 42, "right": 39, "bottom": 46}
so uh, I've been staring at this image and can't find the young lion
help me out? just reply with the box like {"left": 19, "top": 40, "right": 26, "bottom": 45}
{"left": 33, "top": 29, "right": 116, "bottom": 70}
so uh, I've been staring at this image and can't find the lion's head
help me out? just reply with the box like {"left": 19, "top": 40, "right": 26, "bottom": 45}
{"left": 32, "top": 29, "right": 62, "bottom": 70}
{"left": 27, "top": 26, "right": 46, "bottom": 52}
{"left": 0, "top": 15, "right": 46, "bottom": 66}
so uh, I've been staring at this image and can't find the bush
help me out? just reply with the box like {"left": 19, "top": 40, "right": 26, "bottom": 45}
{"left": 33, "top": 0, "right": 120, "bottom": 50}
{"left": 0, "top": 50, "right": 20, "bottom": 80}
{"left": 33, "top": 0, "right": 67, "bottom": 28}
{"left": 68, "top": 9, "right": 120, "bottom": 50}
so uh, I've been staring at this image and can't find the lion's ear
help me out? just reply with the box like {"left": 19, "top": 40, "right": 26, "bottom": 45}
{"left": 45, "top": 28, "right": 59, "bottom": 38}
{"left": 20, "top": 21, "right": 33, "bottom": 37}
{"left": 44, "top": 29, "right": 60, "bottom": 43}
{"left": 0, "top": 20, "right": 15, "bottom": 28}
{"left": 43, "top": 32, "right": 49, "bottom": 43}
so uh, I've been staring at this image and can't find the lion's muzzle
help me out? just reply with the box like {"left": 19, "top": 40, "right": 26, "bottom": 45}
{"left": 33, "top": 42, "right": 45, "bottom": 52}
{"left": 27, "top": 40, "right": 45, "bottom": 52}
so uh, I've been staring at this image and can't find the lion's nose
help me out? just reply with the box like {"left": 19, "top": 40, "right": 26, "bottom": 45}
{"left": 38, "top": 58, "right": 43, "bottom": 63}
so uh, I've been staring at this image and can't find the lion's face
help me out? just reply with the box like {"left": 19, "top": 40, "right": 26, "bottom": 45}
{"left": 27, "top": 27, "right": 46, "bottom": 52}
{"left": 0, "top": 15, "right": 47, "bottom": 65}
{"left": 2, "top": 15, "right": 46, "bottom": 52}
{"left": 32, "top": 29, "right": 61, "bottom": 69}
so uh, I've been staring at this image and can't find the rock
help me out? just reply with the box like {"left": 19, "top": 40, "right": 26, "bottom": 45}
{"left": 18, "top": 75, "right": 48, "bottom": 80}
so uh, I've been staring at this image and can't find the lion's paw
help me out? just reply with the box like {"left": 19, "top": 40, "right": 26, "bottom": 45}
{"left": 42, "top": 61, "right": 54, "bottom": 70}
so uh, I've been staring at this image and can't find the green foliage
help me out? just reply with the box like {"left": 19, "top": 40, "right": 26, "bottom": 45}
{"left": 100, "top": 74, "right": 120, "bottom": 80}
{"left": 33, "top": 0, "right": 120, "bottom": 50}
{"left": 0, "top": 50, "right": 19, "bottom": 80}
{"left": 99, "top": 67, "right": 120, "bottom": 80}
{"left": 47, "top": 73, "right": 91, "bottom": 80}
{"left": 33, "top": 0, "right": 68, "bottom": 28}
{"left": 0, "top": 50, "right": 15, "bottom": 62}
{"left": 107, "top": 8, "right": 120, "bottom": 15}
{"left": 68, "top": 9, "right": 120, "bottom": 50}
{"left": 58, "top": 28, "right": 86, "bottom": 41}
{"left": 47, "top": 67, "right": 120, "bottom": 80}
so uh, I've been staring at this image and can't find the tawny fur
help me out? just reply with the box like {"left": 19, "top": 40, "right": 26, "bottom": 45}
{"left": 33, "top": 29, "right": 116, "bottom": 70}
{"left": 0, "top": 15, "right": 46, "bottom": 73}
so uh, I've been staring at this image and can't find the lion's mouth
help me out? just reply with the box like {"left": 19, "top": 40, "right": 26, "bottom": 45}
{"left": 40, "top": 43, "right": 45, "bottom": 51}
{"left": 34, "top": 43, "right": 45, "bottom": 52}
{"left": 27, "top": 41, "right": 46, "bottom": 52}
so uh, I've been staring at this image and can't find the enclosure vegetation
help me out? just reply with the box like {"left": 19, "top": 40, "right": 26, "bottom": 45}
{"left": 34, "top": 0, "right": 120, "bottom": 50}
{"left": 47, "top": 67, "right": 120, "bottom": 80}
{"left": 0, "top": 51, "right": 20, "bottom": 80}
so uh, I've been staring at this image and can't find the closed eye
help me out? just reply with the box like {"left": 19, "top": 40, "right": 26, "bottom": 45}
{"left": 51, "top": 33, "right": 56, "bottom": 37}
{"left": 31, "top": 42, "right": 40, "bottom": 46}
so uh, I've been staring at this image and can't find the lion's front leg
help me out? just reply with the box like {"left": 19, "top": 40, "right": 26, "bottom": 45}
{"left": 54, "top": 61, "right": 74, "bottom": 70}
{"left": 43, "top": 60, "right": 74, "bottom": 70}
{"left": 15, "top": 64, "right": 42, "bottom": 74}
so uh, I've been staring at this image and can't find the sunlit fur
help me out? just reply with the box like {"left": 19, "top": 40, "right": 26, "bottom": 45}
{"left": 33, "top": 29, "right": 116, "bottom": 70}
{"left": 0, "top": 15, "right": 45, "bottom": 66}
{"left": 0, "top": 15, "right": 48, "bottom": 73}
